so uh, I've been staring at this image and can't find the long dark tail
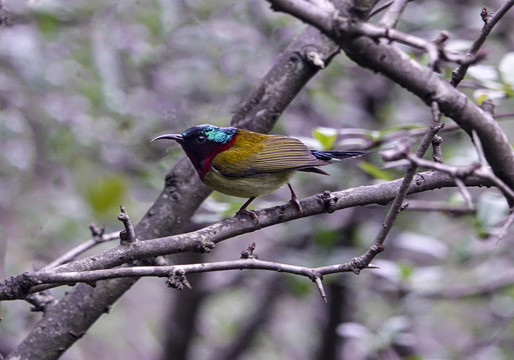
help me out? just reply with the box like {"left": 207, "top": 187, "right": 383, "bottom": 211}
{"left": 311, "top": 150, "right": 366, "bottom": 161}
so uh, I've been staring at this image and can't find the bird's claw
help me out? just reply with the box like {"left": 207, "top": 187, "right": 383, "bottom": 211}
{"left": 236, "top": 208, "right": 259, "bottom": 223}
{"left": 289, "top": 198, "right": 303, "bottom": 214}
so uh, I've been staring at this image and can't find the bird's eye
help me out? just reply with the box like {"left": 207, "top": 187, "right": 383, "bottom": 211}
{"left": 196, "top": 135, "right": 206, "bottom": 144}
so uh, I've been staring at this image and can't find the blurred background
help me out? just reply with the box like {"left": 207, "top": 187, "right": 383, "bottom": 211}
{"left": 1, "top": 0, "right": 514, "bottom": 359}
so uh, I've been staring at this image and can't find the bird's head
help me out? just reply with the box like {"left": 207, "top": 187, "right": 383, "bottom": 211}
{"left": 152, "top": 124, "right": 237, "bottom": 179}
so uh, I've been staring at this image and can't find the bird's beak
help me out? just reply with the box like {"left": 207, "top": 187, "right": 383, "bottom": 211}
{"left": 150, "top": 134, "right": 184, "bottom": 143}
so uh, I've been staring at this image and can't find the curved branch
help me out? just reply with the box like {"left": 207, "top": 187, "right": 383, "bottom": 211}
{"left": 266, "top": 0, "right": 514, "bottom": 193}
{"left": 451, "top": 1, "right": 514, "bottom": 86}
{"left": 18, "top": 259, "right": 375, "bottom": 288}
{"left": 0, "top": 171, "right": 491, "bottom": 301}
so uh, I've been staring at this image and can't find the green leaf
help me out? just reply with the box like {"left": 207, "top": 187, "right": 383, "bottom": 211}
{"left": 313, "top": 127, "right": 338, "bottom": 150}
{"left": 314, "top": 227, "right": 338, "bottom": 248}
{"left": 358, "top": 161, "right": 395, "bottom": 181}
{"left": 84, "top": 176, "right": 126, "bottom": 217}
{"left": 287, "top": 277, "right": 312, "bottom": 298}
{"left": 475, "top": 93, "right": 488, "bottom": 105}
{"left": 35, "top": 11, "right": 60, "bottom": 38}
{"left": 473, "top": 89, "right": 506, "bottom": 104}
{"left": 398, "top": 263, "right": 414, "bottom": 281}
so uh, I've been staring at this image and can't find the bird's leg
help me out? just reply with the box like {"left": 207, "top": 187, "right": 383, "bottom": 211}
{"left": 287, "top": 183, "right": 303, "bottom": 214}
{"left": 236, "top": 196, "right": 259, "bottom": 222}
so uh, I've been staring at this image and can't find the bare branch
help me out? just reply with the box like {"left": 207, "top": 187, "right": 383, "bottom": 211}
{"left": 451, "top": 1, "right": 514, "bottom": 86}
{"left": 17, "top": 259, "right": 377, "bottom": 290}
{"left": 0, "top": 171, "right": 492, "bottom": 301}
{"left": 399, "top": 148, "right": 514, "bottom": 204}
{"left": 42, "top": 229, "right": 119, "bottom": 271}
{"left": 266, "top": 0, "right": 514, "bottom": 191}
{"left": 472, "top": 129, "right": 487, "bottom": 166}
{"left": 432, "top": 135, "right": 443, "bottom": 163}
{"left": 454, "top": 178, "right": 475, "bottom": 210}
{"left": 378, "top": 0, "right": 411, "bottom": 28}
{"left": 495, "top": 209, "right": 514, "bottom": 244}
{"left": 360, "top": 102, "right": 444, "bottom": 270}
{"left": 118, "top": 206, "right": 137, "bottom": 245}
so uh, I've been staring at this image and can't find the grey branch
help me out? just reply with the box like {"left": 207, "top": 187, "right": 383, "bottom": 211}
{"left": 0, "top": 171, "right": 492, "bottom": 301}
{"left": 451, "top": 1, "right": 514, "bottom": 86}
{"left": 16, "top": 259, "right": 376, "bottom": 291}
{"left": 42, "top": 229, "right": 119, "bottom": 271}
{"left": 378, "top": 0, "right": 411, "bottom": 28}
{"left": 266, "top": 0, "right": 514, "bottom": 192}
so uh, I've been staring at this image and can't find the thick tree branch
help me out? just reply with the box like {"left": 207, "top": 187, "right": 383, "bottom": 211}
{"left": 266, "top": 0, "right": 514, "bottom": 193}
{"left": 0, "top": 171, "right": 492, "bottom": 301}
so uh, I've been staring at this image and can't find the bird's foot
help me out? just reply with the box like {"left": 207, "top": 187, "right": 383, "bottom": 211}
{"left": 289, "top": 197, "right": 303, "bottom": 214}
{"left": 235, "top": 208, "right": 259, "bottom": 223}
{"left": 287, "top": 183, "right": 303, "bottom": 214}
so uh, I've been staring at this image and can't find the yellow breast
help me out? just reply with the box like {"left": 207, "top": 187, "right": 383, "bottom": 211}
{"left": 203, "top": 168, "right": 293, "bottom": 198}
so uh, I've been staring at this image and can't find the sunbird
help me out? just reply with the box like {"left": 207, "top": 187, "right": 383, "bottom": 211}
{"left": 152, "top": 124, "right": 365, "bottom": 219}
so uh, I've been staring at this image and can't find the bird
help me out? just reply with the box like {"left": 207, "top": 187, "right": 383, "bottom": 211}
{"left": 152, "top": 124, "right": 365, "bottom": 219}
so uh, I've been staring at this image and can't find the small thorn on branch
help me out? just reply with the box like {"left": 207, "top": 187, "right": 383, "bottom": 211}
{"left": 313, "top": 276, "right": 327, "bottom": 303}
{"left": 241, "top": 242, "right": 258, "bottom": 259}
{"left": 118, "top": 206, "right": 137, "bottom": 245}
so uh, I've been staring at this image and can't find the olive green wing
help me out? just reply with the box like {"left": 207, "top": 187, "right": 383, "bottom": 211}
{"left": 213, "top": 135, "right": 329, "bottom": 177}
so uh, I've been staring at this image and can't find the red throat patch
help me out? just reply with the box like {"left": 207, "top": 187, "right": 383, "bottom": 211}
{"left": 184, "top": 133, "right": 238, "bottom": 180}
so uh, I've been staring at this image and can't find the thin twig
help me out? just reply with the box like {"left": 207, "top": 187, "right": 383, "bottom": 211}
{"left": 454, "top": 178, "right": 475, "bottom": 210}
{"left": 42, "top": 229, "right": 119, "bottom": 271}
{"left": 354, "top": 23, "right": 483, "bottom": 70}
{"left": 495, "top": 209, "right": 514, "bottom": 244}
{"left": 379, "top": 0, "right": 411, "bottom": 28}
{"left": 369, "top": 0, "right": 393, "bottom": 18}
{"left": 118, "top": 206, "right": 137, "bottom": 244}
{"left": 451, "top": 1, "right": 514, "bottom": 86}
{"left": 29, "top": 259, "right": 379, "bottom": 288}
{"left": 402, "top": 150, "right": 514, "bottom": 204}
{"left": 350, "top": 102, "right": 444, "bottom": 271}
{"left": 0, "top": 172, "right": 492, "bottom": 301}
{"left": 472, "top": 129, "right": 487, "bottom": 166}
{"left": 431, "top": 135, "right": 443, "bottom": 163}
